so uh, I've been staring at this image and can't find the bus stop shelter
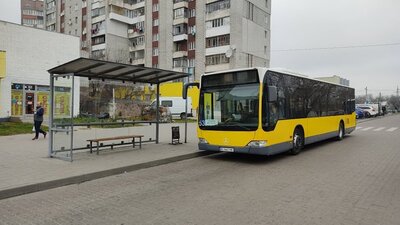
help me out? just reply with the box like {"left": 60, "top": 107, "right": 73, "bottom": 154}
{"left": 47, "top": 57, "right": 189, "bottom": 161}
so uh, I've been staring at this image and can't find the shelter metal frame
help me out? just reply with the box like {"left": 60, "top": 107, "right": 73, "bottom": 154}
{"left": 48, "top": 58, "right": 189, "bottom": 161}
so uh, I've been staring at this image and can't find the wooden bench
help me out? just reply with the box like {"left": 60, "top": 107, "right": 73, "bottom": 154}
{"left": 87, "top": 135, "right": 144, "bottom": 155}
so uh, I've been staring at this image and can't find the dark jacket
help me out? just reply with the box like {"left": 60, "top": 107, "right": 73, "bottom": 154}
{"left": 34, "top": 107, "right": 44, "bottom": 122}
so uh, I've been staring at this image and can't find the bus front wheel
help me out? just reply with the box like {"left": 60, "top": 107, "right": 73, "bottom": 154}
{"left": 290, "top": 128, "right": 304, "bottom": 155}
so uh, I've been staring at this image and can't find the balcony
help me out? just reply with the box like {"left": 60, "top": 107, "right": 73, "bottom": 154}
{"left": 205, "top": 45, "right": 230, "bottom": 56}
{"left": 92, "top": 43, "right": 106, "bottom": 51}
{"left": 109, "top": 0, "right": 124, "bottom": 8}
{"left": 173, "top": 1, "right": 188, "bottom": 9}
{"left": 128, "top": 28, "right": 145, "bottom": 39}
{"left": 173, "top": 17, "right": 188, "bottom": 26}
{"left": 124, "top": 0, "right": 145, "bottom": 10}
{"left": 205, "top": 63, "right": 230, "bottom": 73}
{"left": 129, "top": 43, "right": 145, "bottom": 51}
{"left": 109, "top": 12, "right": 133, "bottom": 24}
{"left": 173, "top": 34, "right": 188, "bottom": 42}
{"left": 131, "top": 58, "right": 145, "bottom": 65}
{"left": 173, "top": 51, "right": 188, "bottom": 58}
{"left": 91, "top": 28, "right": 106, "bottom": 37}
{"left": 172, "top": 67, "right": 188, "bottom": 73}
{"left": 206, "top": 24, "right": 230, "bottom": 38}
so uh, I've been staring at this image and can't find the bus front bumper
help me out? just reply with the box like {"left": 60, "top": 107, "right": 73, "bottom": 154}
{"left": 198, "top": 142, "right": 292, "bottom": 156}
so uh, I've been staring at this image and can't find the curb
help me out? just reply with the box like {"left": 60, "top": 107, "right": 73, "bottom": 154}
{"left": 0, "top": 151, "right": 215, "bottom": 200}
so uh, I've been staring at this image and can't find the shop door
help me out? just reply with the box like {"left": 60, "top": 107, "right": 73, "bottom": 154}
{"left": 25, "top": 92, "right": 35, "bottom": 114}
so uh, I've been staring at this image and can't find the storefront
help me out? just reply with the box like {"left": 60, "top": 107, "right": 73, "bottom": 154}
{"left": 11, "top": 83, "right": 70, "bottom": 117}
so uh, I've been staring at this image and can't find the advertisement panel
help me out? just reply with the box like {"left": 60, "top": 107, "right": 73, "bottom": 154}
{"left": 0, "top": 51, "right": 5, "bottom": 78}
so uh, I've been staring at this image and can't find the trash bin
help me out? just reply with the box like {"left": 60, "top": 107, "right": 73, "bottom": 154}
{"left": 171, "top": 126, "right": 181, "bottom": 145}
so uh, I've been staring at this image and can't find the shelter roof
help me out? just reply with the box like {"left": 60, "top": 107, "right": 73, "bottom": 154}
{"left": 48, "top": 58, "right": 189, "bottom": 84}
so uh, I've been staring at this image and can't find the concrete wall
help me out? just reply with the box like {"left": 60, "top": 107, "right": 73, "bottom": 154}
{"left": 0, "top": 21, "right": 80, "bottom": 119}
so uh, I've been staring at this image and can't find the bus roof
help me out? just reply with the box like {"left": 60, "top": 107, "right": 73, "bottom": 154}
{"left": 203, "top": 67, "right": 354, "bottom": 89}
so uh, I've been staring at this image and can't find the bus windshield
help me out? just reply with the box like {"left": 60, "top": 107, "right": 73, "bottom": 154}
{"left": 199, "top": 83, "right": 259, "bottom": 131}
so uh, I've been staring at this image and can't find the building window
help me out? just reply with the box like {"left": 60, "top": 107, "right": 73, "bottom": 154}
{"left": 130, "top": 21, "right": 145, "bottom": 33}
{"left": 152, "top": 19, "right": 159, "bottom": 27}
{"left": 188, "top": 58, "right": 195, "bottom": 67}
{"left": 132, "top": 36, "right": 144, "bottom": 46}
{"left": 173, "top": 7, "right": 188, "bottom": 19}
{"left": 173, "top": 23, "right": 187, "bottom": 35}
{"left": 152, "top": 3, "right": 159, "bottom": 12}
{"left": 244, "top": 1, "right": 267, "bottom": 26}
{"left": 188, "top": 25, "right": 196, "bottom": 35}
{"left": 206, "top": 54, "right": 229, "bottom": 65}
{"left": 91, "top": 7, "right": 105, "bottom": 18}
{"left": 92, "top": 35, "right": 105, "bottom": 45}
{"left": 152, "top": 48, "right": 159, "bottom": 56}
{"left": 92, "top": 49, "right": 105, "bottom": 59}
{"left": 91, "top": 21, "right": 105, "bottom": 35}
{"left": 189, "top": 41, "right": 195, "bottom": 50}
{"left": 152, "top": 33, "right": 159, "bottom": 41}
{"left": 206, "top": 16, "right": 230, "bottom": 29}
{"left": 173, "top": 57, "right": 188, "bottom": 68}
{"left": 189, "top": 9, "right": 196, "bottom": 17}
{"left": 206, "top": 0, "right": 230, "bottom": 14}
{"left": 206, "top": 34, "right": 230, "bottom": 48}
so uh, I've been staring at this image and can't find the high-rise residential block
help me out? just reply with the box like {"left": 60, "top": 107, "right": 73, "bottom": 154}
{"left": 21, "top": 0, "right": 45, "bottom": 29}
{"left": 44, "top": 0, "right": 271, "bottom": 81}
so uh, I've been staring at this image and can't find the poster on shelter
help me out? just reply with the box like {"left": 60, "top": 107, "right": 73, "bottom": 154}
{"left": 54, "top": 92, "right": 70, "bottom": 116}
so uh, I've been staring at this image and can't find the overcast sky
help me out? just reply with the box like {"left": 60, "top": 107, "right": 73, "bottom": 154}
{"left": 1, "top": 0, "right": 399, "bottom": 96}
{"left": 271, "top": 0, "right": 400, "bottom": 96}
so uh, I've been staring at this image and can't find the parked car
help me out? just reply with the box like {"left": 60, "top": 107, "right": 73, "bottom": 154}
{"left": 355, "top": 107, "right": 364, "bottom": 119}
{"left": 357, "top": 105, "right": 378, "bottom": 118}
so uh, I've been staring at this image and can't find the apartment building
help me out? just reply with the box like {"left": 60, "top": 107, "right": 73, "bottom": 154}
{"left": 44, "top": 0, "right": 271, "bottom": 81}
{"left": 21, "top": 0, "right": 45, "bottom": 29}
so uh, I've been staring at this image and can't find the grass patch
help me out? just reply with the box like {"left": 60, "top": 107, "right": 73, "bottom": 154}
{"left": 0, "top": 122, "right": 48, "bottom": 136}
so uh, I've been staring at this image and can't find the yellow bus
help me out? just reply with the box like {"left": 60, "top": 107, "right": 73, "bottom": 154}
{"left": 184, "top": 68, "right": 356, "bottom": 155}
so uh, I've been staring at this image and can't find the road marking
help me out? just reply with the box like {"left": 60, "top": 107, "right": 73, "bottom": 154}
{"left": 362, "top": 127, "right": 374, "bottom": 131}
{"left": 373, "top": 127, "right": 386, "bottom": 131}
{"left": 386, "top": 127, "right": 398, "bottom": 132}
{"left": 356, "top": 127, "right": 363, "bottom": 130}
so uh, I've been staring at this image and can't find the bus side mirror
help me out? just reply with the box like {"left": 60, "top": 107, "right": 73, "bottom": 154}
{"left": 267, "top": 86, "right": 278, "bottom": 102}
{"left": 183, "top": 82, "right": 199, "bottom": 99}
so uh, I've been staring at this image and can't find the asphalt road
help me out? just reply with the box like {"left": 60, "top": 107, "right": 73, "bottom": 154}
{"left": 1, "top": 114, "right": 400, "bottom": 225}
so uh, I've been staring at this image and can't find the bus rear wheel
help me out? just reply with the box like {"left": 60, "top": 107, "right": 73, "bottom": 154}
{"left": 337, "top": 122, "right": 345, "bottom": 141}
{"left": 290, "top": 128, "right": 304, "bottom": 155}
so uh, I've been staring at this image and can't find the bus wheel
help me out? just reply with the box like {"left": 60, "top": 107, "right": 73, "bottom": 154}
{"left": 337, "top": 122, "right": 345, "bottom": 141}
{"left": 290, "top": 128, "right": 304, "bottom": 155}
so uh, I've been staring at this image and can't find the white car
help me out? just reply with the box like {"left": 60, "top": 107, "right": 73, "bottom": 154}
{"left": 357, "top": 105, "right": 378, "bottom": 117}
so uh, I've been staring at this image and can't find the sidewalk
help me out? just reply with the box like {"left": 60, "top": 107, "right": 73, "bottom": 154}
{"left": 0, "top": 123, "right": 205, "bottom": 199}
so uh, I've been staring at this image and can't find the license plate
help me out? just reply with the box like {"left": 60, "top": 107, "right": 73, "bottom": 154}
{"left": 220, "top": 147, "right": 234, "bottom": 152}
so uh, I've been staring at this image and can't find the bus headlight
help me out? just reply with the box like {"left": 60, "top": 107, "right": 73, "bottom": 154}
{"left": 199, "top": 138, "right": 208, "bottom": 144}
{"left": 247, "top": 140, "right": 267, "bottom": 148}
